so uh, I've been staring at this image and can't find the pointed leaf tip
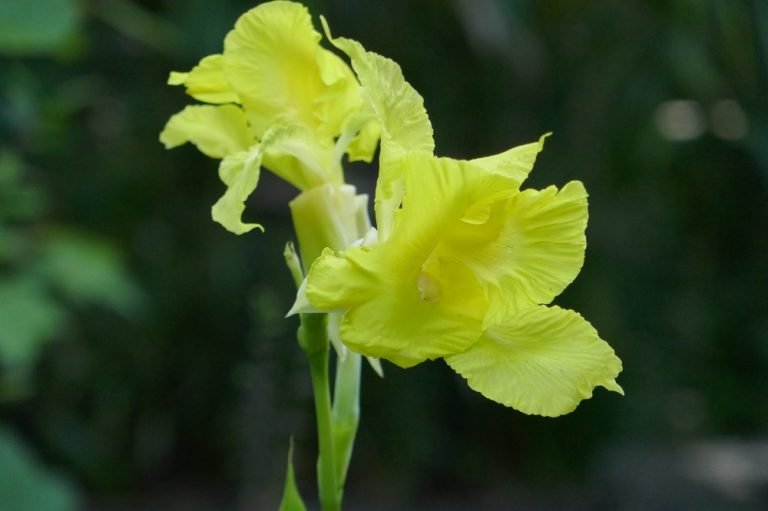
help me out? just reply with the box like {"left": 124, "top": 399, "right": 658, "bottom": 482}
{"left": 278, "top": 438, "right": 307, "bottom": 511}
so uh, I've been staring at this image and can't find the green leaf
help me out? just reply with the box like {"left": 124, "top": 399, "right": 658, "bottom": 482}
{"left": 0, "top": 0, "right": 81, "bottom": 55}
{"left": 0, "top": 277, "right": 67, "bottom": 370}
{"left": 278, "top": 439, "right": 307, "bottom": 511}
{"left": 0, "top": 149, "right": 23, "bottom": 186}
{"left": 0, "top": 426, "right": 80, "bottom": 511}
{"left": 37, "top": 230, "right": 143, "bottom": 316}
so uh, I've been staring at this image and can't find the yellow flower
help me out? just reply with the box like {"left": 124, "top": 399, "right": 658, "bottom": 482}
{"left": 160, "top": 1, "right": 379, "bottom": 234}
{"left": 160, "top": 0, "right": 623, "bottom": 416}
{"left": 300, "top": 28, "right": 623, "bottom": 416}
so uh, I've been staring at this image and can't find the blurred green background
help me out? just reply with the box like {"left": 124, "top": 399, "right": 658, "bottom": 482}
{"left": 1, "top": 0, "right": 766, "bottom": 509}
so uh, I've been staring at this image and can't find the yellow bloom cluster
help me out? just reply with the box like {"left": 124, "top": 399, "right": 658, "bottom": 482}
{"left": 162, "top": 1, "right": 622, "bottom": 417}
{"left": 160, "top": 1, "right": 378, "bottom": 234}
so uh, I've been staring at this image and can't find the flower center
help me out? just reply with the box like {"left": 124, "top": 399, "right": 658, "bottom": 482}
{"left": 417, "top": 272, "right": 441, "bottom": 302}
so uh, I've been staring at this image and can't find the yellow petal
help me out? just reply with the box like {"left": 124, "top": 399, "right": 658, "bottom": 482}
{"left": 325, "top": 33, "right": 433, "bottom": 157}
{"left": 222, "top": 1, "right": 361, "bottom": 139}
{"left": 262, "top": 125, "right": 338, "bottom": 190}
{"left": 159, "top": 104, "right": 252, "bottom": 158}
{"left": 322, "top": 20, "right": 434, "bottom": 238}
{"left": 445, "top": 180, "right": 589, "bottom": 314}
{"left": 314, "top": 48, "right": 369, "bottom": 140}
{"left": 303, "top": 154, "right": 527, "bottom": 366}
{"left": 341, "top": 256, "right": 486, "bottom": 368}
{"left": 211, "top": 146, "right": 264, "bottom": 234}
{"left": 305, "top": 247, "right": 376, "bottom": 311}
{"left": 396, "top": 153, "right": 517, "bottom": 234}
{"left": 470, "top": 133, "right": 549, "bottom": 187}
{"left": 446, "top": 305, "right": 623, "bottom": 416}
{"left": 211, "top": 122, "right": 340, "bottom": 234}
{"left": 343, "top": 115, "right": 381, "bottom": 163}
{"left": 167, "top": 54, "right": 239, "bottom": 104}
{"left": 306, "top": 245, "right": 487, "bottom": 368}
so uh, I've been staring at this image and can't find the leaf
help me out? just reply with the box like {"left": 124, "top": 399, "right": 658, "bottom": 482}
{"left": 0, "top": 277, "right": 67, "bottom": 370}
{"left": 278, "top": 439, "right": 307, "bottom": 511}
{"left": 0, "top": 426, "right": 80, "bottom": 511}
{"left": 0, "top": 0, "right": 81, "bottom": 55}
{"left": 37, "top": 230, "right": 143, "bottom": 316}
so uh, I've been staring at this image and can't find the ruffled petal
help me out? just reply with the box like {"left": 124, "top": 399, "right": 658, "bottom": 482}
{"left": 159, "top": 104, "right": 252, "bottom": 158}
{"left": 446, "top": 305, "right": 623, "bottom": 416}
{"left": 304, "top": 154, "right": 518, "bottom": 367}
{"left": 167, "top": 54, "right": 239, "bottom": 104}
{"left": 322, "top": 20, "right": 434, "bottom": 238}
{"left": 210, "top": 122, "right": 344, "bottom": 234}
{"left": 396, "top": 153, "right": 517, "bottom": 239}
{"left": 222, "top": 1, "right": 361, "bottom": 139}
{"left": 262, "top": 125, "right": 337, "bottom": 190}
{"left": 306, "top": 245, "right": 487, "bottom": 368}
{"left": 444, "top": 180, "right": 589, "bottom": 314}
{"left": 339, "top": 256, "right": 486, "bottom": 368}
{"left": 470, "top": 133, "right": 549, "bottom": 187}
{"left": 305, "top": 247, "right": 377, "bottom": 311}
{"left": 314, "top": 48, "right": 369, "bottom": 140}
{"left": 343, "top": 115, "right": 380, "bottom": 163}
{"left": 211, "top": 145, "right": 264, "bottom": 234}
{"left": 325, "top": 32, "right": 433, "bottom": 157}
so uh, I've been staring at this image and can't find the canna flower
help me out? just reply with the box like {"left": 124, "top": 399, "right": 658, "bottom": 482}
{"left": 297, "top": 28, "right": 623, "bottom": 416}
{"left": 159, "top": 1, "right": 379, "bottom": 234}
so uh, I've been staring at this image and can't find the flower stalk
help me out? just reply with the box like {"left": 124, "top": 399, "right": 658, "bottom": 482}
{"left": 331, "top": 350, "right": 361, "bottom": 486}
{"left": 300, "top": 313, "right": 340, "bottom": 511}
{"left": 289, "top": 183, "right": 368, "bottom": 510}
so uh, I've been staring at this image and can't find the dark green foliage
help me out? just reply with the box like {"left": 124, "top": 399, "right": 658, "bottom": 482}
{"left": 1, "top": 0, "right": 765, "bottom": 508}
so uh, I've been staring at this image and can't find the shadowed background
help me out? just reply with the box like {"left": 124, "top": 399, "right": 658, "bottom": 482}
{"left": 1, "top": 0, "right": 766, "bottom": 509}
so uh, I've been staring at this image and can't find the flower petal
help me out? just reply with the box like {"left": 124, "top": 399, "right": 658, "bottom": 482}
{"left": 222, "top": 1, "right": 361, "bottom": 139}
{"left": 159, "top": 104, "right": 252, "bottom": 158}
{"left": 445, "top": 180, "right": 589, "bottom": 314}
{"left": 470, "top": 133, "right": 549, "bottom": 187}
{"left": 305, "top": 247, "right": 376, "bottom": 311}
{"left": 306, "top": 245, "right": 487, "bottom": 368}
{"left": 322, "top": 21, "right": 434, "bottom": 238}
{"left": 211, "top": 145, "right": 264, "bottom": 234}
{"left": 397, "top": 153, "right": 517, "bottom": 237}
{"left": 305, "top": 154, "right": 527, "bottom": 366}
{"left": 262, "top": 125, "right": 337, "bottom": 190}
{"left": 339, "top": 256, "right": 486, "bottom": 368}
{"left": 446, "top": 305, "right": 623, "bottom": 416}
{"left": 325, "top": 33, "right": 433, "bottom": 158}
{"left": 342, "top": 115, "right": 380, "bottom": 163}
{"left": 168, "top": 54, "right": 239, "bottom": 104}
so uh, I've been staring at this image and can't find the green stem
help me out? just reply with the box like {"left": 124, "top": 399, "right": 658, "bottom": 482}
{"left": 299, "top": 313, "right": 341, "bottom": 511}
{"left": 332, "top": 351, "right": 361, "bottom": 486}
{"left": 290, "top": 184, "right": 372, "bottom": 510}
